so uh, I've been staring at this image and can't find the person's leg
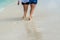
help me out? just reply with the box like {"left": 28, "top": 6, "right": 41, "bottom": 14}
{"left": 22, "top": 4, "right": 29, "bottom": 18}
{"left": 29, "top": 4, "right": 36, "bottom": 20}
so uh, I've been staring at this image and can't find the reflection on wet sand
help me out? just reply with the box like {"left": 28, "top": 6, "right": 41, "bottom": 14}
{"left": 23, "top": 19, "right": 42, "bottom": 40}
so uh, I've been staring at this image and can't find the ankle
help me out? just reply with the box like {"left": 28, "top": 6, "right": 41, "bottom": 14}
{"left": 30, "top": 16, "right": 32, "bottom": 18}
{"left": 23, "top": 15, "right": 26, "bottom": 17}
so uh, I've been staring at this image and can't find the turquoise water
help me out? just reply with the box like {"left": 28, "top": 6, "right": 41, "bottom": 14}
{"left": 0, "top": 0, "right": 16, "bottom": 12}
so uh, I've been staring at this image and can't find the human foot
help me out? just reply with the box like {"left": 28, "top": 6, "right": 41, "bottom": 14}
{"left": 29, "top": 16, "right": 32, "bottom": 21}
{"left": 22, "top": 16, "right": 26, "bottom": 19}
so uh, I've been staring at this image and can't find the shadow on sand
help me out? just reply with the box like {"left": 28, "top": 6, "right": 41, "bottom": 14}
{"left": 0, "top": 17, "right": 23, "bottom": 22}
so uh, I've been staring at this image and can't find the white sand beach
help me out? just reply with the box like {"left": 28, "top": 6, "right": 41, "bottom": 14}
{"left": 0, "top": 0, "right": 60, "bottom": 40}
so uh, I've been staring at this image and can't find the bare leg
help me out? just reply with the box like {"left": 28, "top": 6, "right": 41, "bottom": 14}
{"left": 23, "top": 4, "right": 29, "bottom": 18}
{"left": 29, "top": 4, "right": 36, "bottom": 20}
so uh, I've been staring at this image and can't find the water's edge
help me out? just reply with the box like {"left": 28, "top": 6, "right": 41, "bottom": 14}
{"left": 0, "top": 0, "right": 16, "bottom": 12}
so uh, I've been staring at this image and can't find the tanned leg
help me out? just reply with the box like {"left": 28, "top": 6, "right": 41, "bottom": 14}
{"left": 29, "top": 4, "right": 36, "bottom": 20}
{"left": 23, "top": 4, "right": 29, "bottom": 18}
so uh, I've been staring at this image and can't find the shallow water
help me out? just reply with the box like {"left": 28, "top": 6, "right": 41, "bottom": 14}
{"left": 0, "top": 0, "right": 16, "bottom": 12}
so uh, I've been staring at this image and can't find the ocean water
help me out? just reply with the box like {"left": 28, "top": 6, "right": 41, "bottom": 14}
{"left": 0, "top": 0, "right": 16, "bottom": 12}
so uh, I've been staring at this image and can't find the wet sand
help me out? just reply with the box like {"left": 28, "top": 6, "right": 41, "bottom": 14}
{"left": 0, "top": 0, "right": 60, "bottom": 40}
